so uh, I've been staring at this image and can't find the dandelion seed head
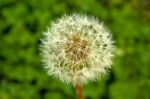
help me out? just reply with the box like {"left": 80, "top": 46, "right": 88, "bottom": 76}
{"left": 40, "top": 13, "right": 115, "bottom": 86}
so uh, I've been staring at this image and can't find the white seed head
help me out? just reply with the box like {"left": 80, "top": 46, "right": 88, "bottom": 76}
{"left": 40, "top": 13, "right": 115, "bottom": 86}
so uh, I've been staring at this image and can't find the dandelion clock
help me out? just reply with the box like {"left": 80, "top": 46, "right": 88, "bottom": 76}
{"left": 40, "top": 13, "right": 115, "bottom": 99}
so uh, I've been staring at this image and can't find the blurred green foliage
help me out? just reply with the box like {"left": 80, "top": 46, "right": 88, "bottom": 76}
{"left": 0, "top": 0, "right": 150, "bottom": 99}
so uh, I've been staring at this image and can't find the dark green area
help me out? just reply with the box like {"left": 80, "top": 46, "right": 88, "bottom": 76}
{"left": 0, "top": 0, "right": 150, "bottom": 99}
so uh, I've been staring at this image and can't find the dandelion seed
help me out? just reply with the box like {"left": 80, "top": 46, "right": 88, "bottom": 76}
{"left": 40, "top": 13, "right": 115, "bottom": 86}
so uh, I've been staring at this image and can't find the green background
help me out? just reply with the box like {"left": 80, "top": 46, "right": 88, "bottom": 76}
{"left": 0, "top": 0, "right": 150, "bottom": 99}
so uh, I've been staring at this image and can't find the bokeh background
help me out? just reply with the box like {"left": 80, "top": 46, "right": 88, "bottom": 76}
{"left": 0, "top": 0, "right": 150, "bottom": 99}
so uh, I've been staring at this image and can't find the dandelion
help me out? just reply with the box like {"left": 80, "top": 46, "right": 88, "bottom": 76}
{"left": 40, "top": 13, "right": 115, "bottom": 99}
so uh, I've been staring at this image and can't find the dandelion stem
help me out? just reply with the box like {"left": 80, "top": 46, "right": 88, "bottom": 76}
{"left": 76, "top": 84, "right": 84, "bottom": 99}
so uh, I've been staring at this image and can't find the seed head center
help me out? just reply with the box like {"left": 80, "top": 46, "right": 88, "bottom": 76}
{"left": 64, "top": 33, "right": 90, "bottom": 61}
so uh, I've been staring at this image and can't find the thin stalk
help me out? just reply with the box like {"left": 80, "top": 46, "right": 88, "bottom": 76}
{"left": 75, "top": 84, "right": 84, "bottom": 99}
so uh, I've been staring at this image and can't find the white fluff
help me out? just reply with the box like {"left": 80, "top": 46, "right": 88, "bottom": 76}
{"left": 40, "top": 13, "right": 115, "bottom": 86}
